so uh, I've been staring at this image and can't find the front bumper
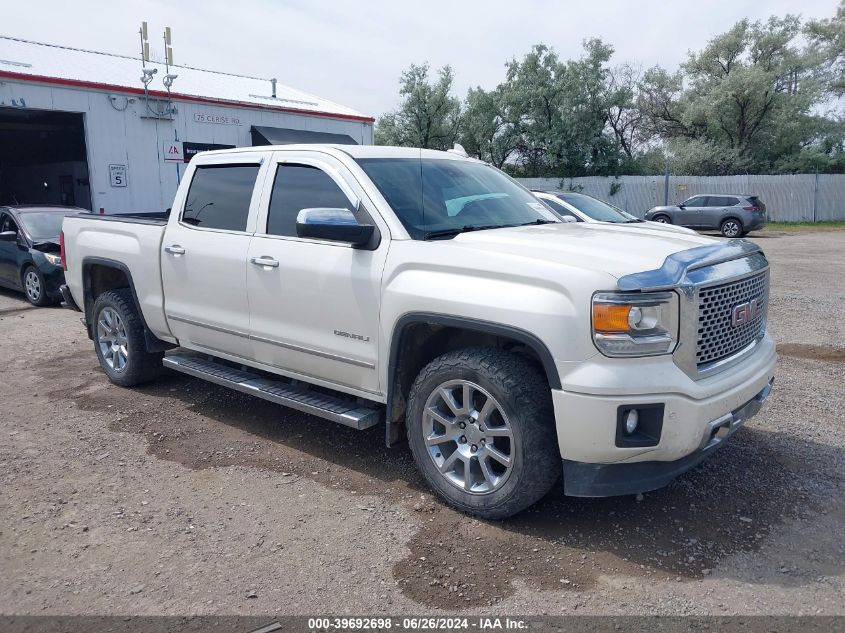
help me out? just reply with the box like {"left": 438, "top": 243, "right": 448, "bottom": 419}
{"left": 561, "top": 378, "right": 773, "bottom": 496}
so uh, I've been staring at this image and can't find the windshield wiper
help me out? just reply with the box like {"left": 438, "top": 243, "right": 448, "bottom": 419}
{"left": 424, "top": 224, "right": 511, "bottom": 240}
{"left": 517, "top": 219, "right": 557, "bottom": 226}
{"left": 424, "top": 219, "right": 557, "bottom": 240}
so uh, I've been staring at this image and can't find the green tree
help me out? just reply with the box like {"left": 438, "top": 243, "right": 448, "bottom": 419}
{"left": 806, "top": 0, "right": 845, "bottom": 98}
{"left": 460, "top": 86, "right": 518, "bottom": 168}
{"left": 499, "top": 40, "right": 618, "bottom": 176}
{"left": 640, "top": 15, "right": 836, "bottom": 173}
{"left": 375, "top": 64, "right": 462, "bottom": 150}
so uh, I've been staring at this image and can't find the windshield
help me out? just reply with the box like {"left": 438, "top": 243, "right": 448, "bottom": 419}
{"left": 357, "top": 158, "right": 559, "bottom": 239}
{"left": 17, "top": 212, "right": 68, "bottom": 241}
{"left": 556, "top": 194, "right": 635, "bottom": 223}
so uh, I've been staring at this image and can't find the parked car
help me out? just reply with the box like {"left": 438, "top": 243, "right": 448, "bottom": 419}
{"left": 645, "top": 194, "right": 767, "bottom": 237}
{"left": 534, "top": 191, "right": 696, "bottom": 235}
{"left": 0, "top": 205, "right": 88, "bottom": 305}
{"left": 61, "top": 145, "right": 775, "bottom": 519}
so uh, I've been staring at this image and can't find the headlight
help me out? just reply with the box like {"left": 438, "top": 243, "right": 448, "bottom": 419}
{"left": 44, "top": 253, "right": 62, "bottom": 266}
{"left": 592, "top": 291, "right": 679, "bottom": 357}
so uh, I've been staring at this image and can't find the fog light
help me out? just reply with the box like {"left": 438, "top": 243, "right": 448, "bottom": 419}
{"left": 624, "top": 409, "right": 639, "bottom": 435}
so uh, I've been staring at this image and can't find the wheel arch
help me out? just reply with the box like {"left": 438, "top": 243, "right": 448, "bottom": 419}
{"left": 81, "top": 257, "right": 174, "bottom": 353}
{"left": 385, "top": 312, "right": 561, "bottom": 447}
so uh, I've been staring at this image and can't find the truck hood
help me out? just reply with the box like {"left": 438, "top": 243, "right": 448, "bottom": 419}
{"left": 447, "top": 222, "right": 717, "bottom": 280}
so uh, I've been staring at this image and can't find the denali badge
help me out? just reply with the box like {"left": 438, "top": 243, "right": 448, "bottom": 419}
{"left": 334, "top": 329, "right": 370, "bottom": 342}
{"left": 731, "top": 298, "right": 761, "bottom": 327}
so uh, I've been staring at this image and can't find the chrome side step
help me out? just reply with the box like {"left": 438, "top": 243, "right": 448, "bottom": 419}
{"left": 162, "top": 353, "right": 381, "bottom": 430}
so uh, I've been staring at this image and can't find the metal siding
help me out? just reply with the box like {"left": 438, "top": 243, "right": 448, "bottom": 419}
{"left": 519, "top": 175, "right": 845, "bottom": 222}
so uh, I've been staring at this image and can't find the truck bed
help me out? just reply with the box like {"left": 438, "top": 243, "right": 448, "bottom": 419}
{"left": 62, "top": 211, "right": 173, "bottom": 343}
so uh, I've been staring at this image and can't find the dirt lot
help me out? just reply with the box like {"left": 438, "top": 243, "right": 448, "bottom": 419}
{"left": 1, "top": 229, "right": 844, "bottom": 617}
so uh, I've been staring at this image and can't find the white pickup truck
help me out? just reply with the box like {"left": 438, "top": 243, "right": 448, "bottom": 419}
{"left": 60, "top": 145, "right": 776, "bottom": 518}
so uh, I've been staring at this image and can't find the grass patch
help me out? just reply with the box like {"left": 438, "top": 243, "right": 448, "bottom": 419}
{"left": 763, "top": 220, "right": 845, "bottom": 233}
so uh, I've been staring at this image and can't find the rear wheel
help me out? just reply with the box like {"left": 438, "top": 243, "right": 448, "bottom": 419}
{"left": 406, "top": 347, "right": 560, "bottom": 519}
{"left": 720, "top": 218, "right": 743, "bottom": 238}
{"left": 92, "top": 289, "right": 163, "bottom": 387}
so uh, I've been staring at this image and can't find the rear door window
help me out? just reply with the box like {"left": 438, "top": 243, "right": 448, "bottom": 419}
{"left": 182, "top": 165, "right": 260, "bottom": 231}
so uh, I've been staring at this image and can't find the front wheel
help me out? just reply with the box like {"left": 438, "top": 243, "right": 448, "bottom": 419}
{"left": 92, "top": 289, "right": 163, "bottom": 387}
{"left": 720, "top": 218, "right": 743, "bottom": 238}
{"left": 406, "top": 347, "right": 561, "bottom": 519}
{"left": 652, "top": 215, "right": 671, "bottom": 224}
{"left": 22, "top": 266, "right": 53, "bottom": 306}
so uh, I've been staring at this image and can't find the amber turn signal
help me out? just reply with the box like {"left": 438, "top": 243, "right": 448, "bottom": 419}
{"left": 593, "top": 303, "right": 632, "bottom": 332}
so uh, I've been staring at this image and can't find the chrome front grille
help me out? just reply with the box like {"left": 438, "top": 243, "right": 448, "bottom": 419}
{"left": 696, "top": 271, "right": 769, "bottom": 367}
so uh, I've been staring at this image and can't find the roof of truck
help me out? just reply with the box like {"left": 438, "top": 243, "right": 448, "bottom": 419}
{"left": 196, "top": 144, "right": 478, "bottom": 161}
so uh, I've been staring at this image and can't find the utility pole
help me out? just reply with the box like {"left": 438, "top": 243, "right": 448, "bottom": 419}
{"left": 663, "top": 158, "right": 670, "bottom": 206}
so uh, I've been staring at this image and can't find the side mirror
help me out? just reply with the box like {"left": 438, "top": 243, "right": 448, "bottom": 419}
{"left": 296, "top": 208, "right": 375, "bottom": 248}
{"left": 0, "top": 230, "right": 17, "bottom": 242}
{"left": 678, "top": 203, "right": 686, "bottom": 209}
{"left": 561, "top": 215, "right": 578, "bottom": 223}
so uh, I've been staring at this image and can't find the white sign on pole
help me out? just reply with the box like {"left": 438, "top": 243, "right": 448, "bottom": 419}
{"left": 109, "top": 164, "right": 127, "bottom": 187}
{"left": 163, "top": 141, "right": 185, "bottom": 162}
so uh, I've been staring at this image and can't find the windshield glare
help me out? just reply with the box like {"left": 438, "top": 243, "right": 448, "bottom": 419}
{"left": 357, "top": 158, "right": 559, "bottom": 239}
{"left": 18, "top": 212, "right": 68, "bottom": 241}
{"left": 557, "top": 194, "right": 632, "bottom": 223}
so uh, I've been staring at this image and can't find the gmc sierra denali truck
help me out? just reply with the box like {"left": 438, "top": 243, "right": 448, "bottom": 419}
{"left": 60, "top": 145, "right": 776, "bottom": 519}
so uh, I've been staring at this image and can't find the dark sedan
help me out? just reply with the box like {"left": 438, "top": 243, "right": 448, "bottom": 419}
{"left": 0, "top": 205, "right": 87, "bottom": 305}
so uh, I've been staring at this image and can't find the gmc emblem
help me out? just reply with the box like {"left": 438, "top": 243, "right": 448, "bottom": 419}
{"left": 731, "top": 298, "right": 762, "bottom": 327}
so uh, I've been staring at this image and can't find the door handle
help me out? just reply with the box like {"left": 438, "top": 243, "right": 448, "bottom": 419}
{"left": 164, "top": 245, "right": 186, "bottom": 256}
{"left": 250, "top": 256, "right": 279, "bottom": 268}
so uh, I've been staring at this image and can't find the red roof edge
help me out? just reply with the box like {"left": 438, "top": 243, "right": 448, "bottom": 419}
{"left": 0, "top": 70, "right": 376, "bottom": 123}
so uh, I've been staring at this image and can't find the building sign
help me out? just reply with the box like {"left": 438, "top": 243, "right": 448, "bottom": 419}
{"left": 163, "top": 141, "right": 184, "bottom": 162}
{"left": 194, "top": 113, "right": 242, "bottom": 126}
{"left": 109, "top": 164, "right": 127, "bottom": 187}
{"left": 183, "top": 142, "right": 236, "bottom": 163}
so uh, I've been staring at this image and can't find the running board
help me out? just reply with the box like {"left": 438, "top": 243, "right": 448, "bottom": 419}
{"left": 163, "top": 354, "right": 381, "bottom": 430}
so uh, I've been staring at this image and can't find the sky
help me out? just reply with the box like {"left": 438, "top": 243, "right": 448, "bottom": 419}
{"left": 4, "top": 0, "right": 841, "bottom": 118}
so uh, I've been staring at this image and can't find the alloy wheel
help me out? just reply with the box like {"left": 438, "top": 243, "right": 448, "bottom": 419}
{"left": 722, "top": 220, "right": 741, "bottom": 237}
{"left": 97, "top": 307, "right": 129, "bottom": 371}
{"left": 422, "top": 379, "right": 514, "bottom": 494}
{"left": 24, "top": 270, "right": 41, "bottom": 302}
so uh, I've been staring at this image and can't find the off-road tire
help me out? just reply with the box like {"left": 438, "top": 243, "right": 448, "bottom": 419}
{"left": 406, "top": 347, "right": 560, "bottom": 519}
{"left": 92, "top": 289, "right": 163, "bottom": 387}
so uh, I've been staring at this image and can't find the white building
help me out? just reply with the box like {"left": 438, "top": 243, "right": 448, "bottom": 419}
{"left": 0, "top": 36, "right": 374, "bottom": 213}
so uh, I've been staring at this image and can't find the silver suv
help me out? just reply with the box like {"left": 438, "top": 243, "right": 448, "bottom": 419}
{"left": 645, "top": 194, "right": 767, "bottom": 237}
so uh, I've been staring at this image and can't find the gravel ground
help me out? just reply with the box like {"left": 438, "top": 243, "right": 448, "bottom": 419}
{"left": 0, "top": 229, "right": 843, "bottom": 616}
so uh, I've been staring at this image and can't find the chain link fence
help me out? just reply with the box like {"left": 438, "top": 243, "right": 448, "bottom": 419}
{"left": 517, "top": 174, "right": 845, "bottom": 222}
